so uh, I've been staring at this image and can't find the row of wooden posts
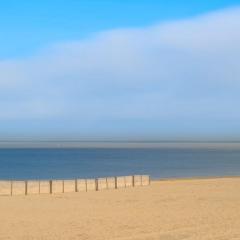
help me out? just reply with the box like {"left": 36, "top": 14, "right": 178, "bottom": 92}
{"left": 0, "top": 175, "right": 150, "bottom": 196}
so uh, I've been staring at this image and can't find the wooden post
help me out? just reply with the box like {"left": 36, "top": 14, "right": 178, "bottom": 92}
{"left": 114, "top": 177, "right": 117, "bottom": 189}
{"left": 10, "top": 181, "right": 13, "bottom": 196}
{"left": 148, "top": 175, "right": 151, "bottom": 185}
{"left": 25, "top": 181, "right": 28, "bottom": 195}
{"left": 132, "top": 175, "right": 135, "bottom": 187}
{"left": 62, "top": 180, "right": 64, "bottom": 193}
{"left": 49, "top": 180, "right": 52, "bottom": 194}
{"left": 38, "top": 181, "right": 40, "bottom": 194}
{"left": 75, "top": 179, "right": 78, "bottom": 192}
{"left": 95, "top": 178, "right": 98, "bottom": 191}
{"left": 106, "top": 178, "right": 108, "bottom": 189}
{"left": 85, "top": 179, "right": 87, "bottom": 192}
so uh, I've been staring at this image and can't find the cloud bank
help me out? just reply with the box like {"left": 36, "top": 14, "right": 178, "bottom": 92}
{"left": 1, "top": 7, "right": 240, "bottom": 139}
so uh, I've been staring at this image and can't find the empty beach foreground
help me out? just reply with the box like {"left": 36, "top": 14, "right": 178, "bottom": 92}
{"left": 0, "top": 178, "right": 240, "bottom": 240}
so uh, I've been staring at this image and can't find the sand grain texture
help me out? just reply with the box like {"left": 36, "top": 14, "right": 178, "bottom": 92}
{"left": 0, "top": 177, "right": 240, "bottom": 240}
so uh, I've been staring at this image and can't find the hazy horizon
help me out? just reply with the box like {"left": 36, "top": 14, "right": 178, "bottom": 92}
{"left": 1, "top": 140, "right": 240, "bottom": 149}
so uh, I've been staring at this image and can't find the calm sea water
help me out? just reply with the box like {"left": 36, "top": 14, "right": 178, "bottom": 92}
{"left": 0, "top": 148, "right": 240, "bottom": 180}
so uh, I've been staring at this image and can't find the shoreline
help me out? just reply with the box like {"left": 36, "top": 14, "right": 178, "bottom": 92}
{"left": 152, "top": 175, "right": 240, "bottom": 182}
{"left": 1, "top": 175, "right": 240, "bottom": 182}
{"left": 1, "top": 174, "right": 240, "bottom": 181}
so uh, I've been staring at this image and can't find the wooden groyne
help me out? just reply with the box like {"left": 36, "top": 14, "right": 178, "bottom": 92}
{"left": 0, "top": 175, "right": 150, "bottom": 196}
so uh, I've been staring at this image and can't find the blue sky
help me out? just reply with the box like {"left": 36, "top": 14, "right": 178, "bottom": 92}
{"left": 1, "top": 0, "right": 240, "bottom": 59}
{"left": 1, "top": 1, "right": 240, "bottom": 140}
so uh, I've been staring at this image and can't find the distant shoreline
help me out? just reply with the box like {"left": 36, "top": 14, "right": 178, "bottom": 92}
{"left": 1, "top": 175, "right": 240, "bottom": 182}
{"left": 1, "top": 141, "right": 240, "bottom": 149}
{"left": 153, "top": 175, "right": 240, "bottom": 181}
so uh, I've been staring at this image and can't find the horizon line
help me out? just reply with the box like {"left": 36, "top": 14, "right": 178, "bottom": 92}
{"left": 1, "top": 141, "right": 240, "bottom": 149}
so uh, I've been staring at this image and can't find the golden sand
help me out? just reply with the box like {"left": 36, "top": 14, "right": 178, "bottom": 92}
{"left": 0, "top": 177, "right": 240, "bottom": 240}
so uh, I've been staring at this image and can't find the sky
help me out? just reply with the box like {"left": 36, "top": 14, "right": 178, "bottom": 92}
{"left": 0, "top": 1, "right": 240, "bottom": 141}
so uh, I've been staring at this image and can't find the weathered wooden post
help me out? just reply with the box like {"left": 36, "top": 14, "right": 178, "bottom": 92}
{"left": 11, "top": 181, "right": 13, "bottom": 196}
{"left": 49, "top": 180, "right": 52, "bottom": 194}
{"left": 106, "top": 178, "right": 108, "bottom": 189}
{"left": 114, "top": 176, "right": 117, "bottom": 189}
{"left": 95, "top": 178, "right": 98, "bottom": 191}
{"left": 132, "top": 175, "right": 135, "bottom": 187}
{"left": 75, "top": 179, "right": 78, "bottom": 192}
{"left": 38, "top": 181, "right": 40, "bottom": 194}
{"left": 25, "top": 181, "right": 28, "bottom": 195}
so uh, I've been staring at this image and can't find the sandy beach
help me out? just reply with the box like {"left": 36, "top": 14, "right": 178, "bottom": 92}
{"left": 0, "top": 177, "right": 240, "bottom": 240}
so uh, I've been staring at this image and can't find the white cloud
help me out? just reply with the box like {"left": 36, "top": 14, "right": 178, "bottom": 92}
{"left": 0, "top": 7, "right": 240, "bottom": 138}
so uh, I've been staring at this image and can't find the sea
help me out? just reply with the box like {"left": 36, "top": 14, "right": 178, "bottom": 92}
{"left": 0, "top": 147, "right": 240, "bottom": 180}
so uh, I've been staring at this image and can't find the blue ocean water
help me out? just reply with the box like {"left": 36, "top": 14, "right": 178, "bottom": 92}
{"left": 0, "top": 148, "right": 240, "bottom": 180}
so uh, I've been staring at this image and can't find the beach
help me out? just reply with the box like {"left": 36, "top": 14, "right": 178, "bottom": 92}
{"left": 0, "top": 177, "right": 240, "bottom": 240}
